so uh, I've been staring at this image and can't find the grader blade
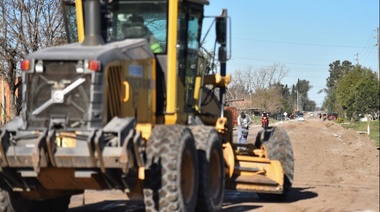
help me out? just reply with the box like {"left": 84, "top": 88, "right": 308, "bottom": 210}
{"left": 227, "top": 144, "right": 285, "bottom": 194}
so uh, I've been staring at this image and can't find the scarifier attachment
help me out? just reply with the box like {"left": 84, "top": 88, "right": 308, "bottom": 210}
{"left": 0, "top": 117, "right": 141, "bottom": 191}
{"left": 228, "top": 143, "right": 284, "bottom": 194}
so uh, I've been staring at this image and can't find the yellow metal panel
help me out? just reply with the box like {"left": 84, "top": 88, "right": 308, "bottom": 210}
{"left": 165, "top": 0, "right": 178, "bottom": 124}
{"left": 265, "top": 160, "right": 284, "bottom": 187}
{"left": 138, "top": 167, "right": 145, "bottom": 180}
{"left": 75, "top": 0, "right": 84, "bottom": 43}
{"left": 150, "top": 58, "right": 156, "bottom": 124}
{"left": 59, "top": 137, "right": 76, "bottom": 148}
{"left": 136, "top": 123, "right": 152, "bottom": 141}
{"left": 193, "top": 76, "right": 201, "bottom": 111}
{"left": 203, "top": 74, "right": 231, "bottom": 88}
{"left": 119, "top": 59, "right": 156, "bottom": 124}
{"left": 235, "top": 155, "right": 271, "bottom": 163}
{"left": 232, "top": 158, "right": 284, "bottom": 193}
{"left": 222, "top": 142, "right": 235, "bottom": 178}
{"left": 57, "top": 132, "right": 77, "bottom": 148}
{"left": 123, "top": 81, "right": 130, "bottom": 102}
{"left": 215, "top": 117, "right": 227, "bottom": 133}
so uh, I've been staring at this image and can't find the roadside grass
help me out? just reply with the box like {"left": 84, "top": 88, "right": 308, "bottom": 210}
{"left": 251, "top": 116, "right": 262, "bottom": 125}
{"left": 340, "top": 120, "right": 379, "bottom": 147}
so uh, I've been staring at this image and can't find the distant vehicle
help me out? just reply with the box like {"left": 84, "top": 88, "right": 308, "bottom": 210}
{"left": 297, "top": 113, "right": 305, "bottom": 122}
{"left": 328, "top": 113, "right": 338, "bottom": 120}
{"left": 310, "top": 112, "right": 314, "bottom": 117}
{"left": 262, "top": 116, "right": 269, "bottom": 128}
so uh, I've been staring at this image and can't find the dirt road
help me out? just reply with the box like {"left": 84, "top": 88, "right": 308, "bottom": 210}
{"left": 68, "top": 118, "right": 379, "bottom": 212}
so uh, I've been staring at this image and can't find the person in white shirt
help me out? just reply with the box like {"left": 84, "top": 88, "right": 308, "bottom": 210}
{"left": 237, "top": 111, "right": 252, "bottom": 147}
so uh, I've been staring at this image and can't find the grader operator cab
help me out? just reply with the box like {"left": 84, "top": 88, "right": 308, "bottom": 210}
{"left": 0, "top": 0, "right": 294, "bottom": 211}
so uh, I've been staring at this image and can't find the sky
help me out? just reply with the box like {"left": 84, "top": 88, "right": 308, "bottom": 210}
{"left": 202, "top": 0, "right": 379, "bottom": 108}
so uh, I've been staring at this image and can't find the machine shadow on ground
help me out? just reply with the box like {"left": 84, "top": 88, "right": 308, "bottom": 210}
{"left": 222, "top": 187, "right": 318, "bottom": 211}
{"left": 68, "top": 187, "right": 318, "bottom": 211}
{"left": 68, "top": 200, "right": 145, "bottom": 212}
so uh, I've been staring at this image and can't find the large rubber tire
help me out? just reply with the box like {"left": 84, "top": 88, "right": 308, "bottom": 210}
{"left": 144, "top": 125, "right": 198, "bottom": 212}
{"left": 255, "top": 126, "right": 294, "bottom": 200}
{"left": 191, "top": 126, "right": 225, "bottom": 212}
{"left": 0, "top": 189, "right": 70, "bottom": 212}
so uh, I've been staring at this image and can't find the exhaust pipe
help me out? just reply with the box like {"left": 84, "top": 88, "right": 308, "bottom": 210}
{"left": 82, "top": 0, "right": 104, "bottom": 46}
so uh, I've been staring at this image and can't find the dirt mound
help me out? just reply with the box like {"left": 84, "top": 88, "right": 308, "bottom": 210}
{"left": 279, "top": 118, "right": 379, "bottom": 211}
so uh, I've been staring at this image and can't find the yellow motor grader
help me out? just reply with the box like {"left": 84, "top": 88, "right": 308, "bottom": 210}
{"left": 0, "top": 0, "right": 294, "bottom": 211}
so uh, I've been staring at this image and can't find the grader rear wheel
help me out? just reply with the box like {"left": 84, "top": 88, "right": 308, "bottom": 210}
{"left": 255, "top": 126, "right": 294, "bottom": 200}
{"left": 144, "top": 125, "right": 198, "bottom": 212}
{"left": 191, "top": 126, "right": 225, "bottom": 211}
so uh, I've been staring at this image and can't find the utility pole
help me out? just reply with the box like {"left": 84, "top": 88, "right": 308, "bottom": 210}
{"left": 377, "top": 28, "right": 379, "bottom": 85}
{"left": 296, "top": 78, "right": 299, "bottom": 112}
{"left": 296, "top": 90, "right": 298, "bottom": 112}
{"left": 355, "top": 53, "right": 359, "bottom": 66}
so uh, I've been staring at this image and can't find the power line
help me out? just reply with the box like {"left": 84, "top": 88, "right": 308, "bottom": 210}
{"left": 359, "top": 30, "right": 377, "bottom": 57}
{"left": 362, "top": 47, "right": 375, "bottom": 64}
{"left": 232, "top": 37, "right": 371, "bottom": 49}
{"left": 229, "top": 54, "right": 376, "bottom": 68}
{"left": 231, "top": 57, "right": 327, "bottom": 67}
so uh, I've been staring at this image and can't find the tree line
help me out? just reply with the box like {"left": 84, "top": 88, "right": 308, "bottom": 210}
{"left": 320, "top": 60, "right": 379, "bottom": 120}
{"left": 226, "top": 64, "right": 316, "bottom": 117}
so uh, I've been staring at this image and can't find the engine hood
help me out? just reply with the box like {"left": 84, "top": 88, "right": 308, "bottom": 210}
{"left": 26, "top": 39, "right": 154, "bottom": 63}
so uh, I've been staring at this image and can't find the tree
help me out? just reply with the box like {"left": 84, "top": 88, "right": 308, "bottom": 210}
{"left": 303, "top": 99, "right": 316, "bottom": 112}
{"left": 0, "top": 0, "right": 66, "bottom": 119}
{"left": 290, "top": 79, "right": 314, "bottom": 112}
{"left": 326, "top": 60, "right": 353, "bottom": 88}
{"left": 335, "top": 66, "right": 379, "bottom": 118}
{"left": 250, "top": 63, "right": 288, "bottom": 90}
{"left": 296, "top": 79, "right": 312, "bottom": 111}
{"left": 252, "top": 85, "right": 282, "bottom": 113}
{"left": 278, "top": 83, "right": 292, "bottom": 114}
{"left": 321, "top": 60, "right": 353, "bottom": 113}
{"left": 228, "top": 64, "right": 288, "bottom": 111}
{"left": 335, "top": 66, "right": 363, "bottom": 110}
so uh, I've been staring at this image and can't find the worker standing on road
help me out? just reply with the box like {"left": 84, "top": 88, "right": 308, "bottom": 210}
{"left": 237, "top": 112, "right": 252, "bottom": 148}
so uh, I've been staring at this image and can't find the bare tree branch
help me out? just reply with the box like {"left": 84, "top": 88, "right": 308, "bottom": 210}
{"left": 0, "top": 0, "right": 66, "bottom": 119}
{"left": 229, "top": 63, "right": 289, "bottom": 112}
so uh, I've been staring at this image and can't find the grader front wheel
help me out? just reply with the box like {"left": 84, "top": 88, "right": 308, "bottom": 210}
{"left": 255, "top": 126, "right": 294, "bottom": 200}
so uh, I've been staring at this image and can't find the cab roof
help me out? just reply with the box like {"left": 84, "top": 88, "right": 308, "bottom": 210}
{"left": 182, "top": 0, "right": 209, "bottom": 5}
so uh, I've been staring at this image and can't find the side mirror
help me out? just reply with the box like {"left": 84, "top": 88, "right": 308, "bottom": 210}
{"left": 215, "top": 9, "right": 227, "bottom": 45}
{"left": 215, "top": 17, "right": 226, "bottom": 44}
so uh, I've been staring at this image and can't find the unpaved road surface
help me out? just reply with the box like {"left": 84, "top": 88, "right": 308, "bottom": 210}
{"left": 68, "top": 118, "right": 379, "bottom": 212}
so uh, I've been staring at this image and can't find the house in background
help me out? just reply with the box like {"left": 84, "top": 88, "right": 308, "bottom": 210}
{"left": 0, "top": 77, "right": 21, "bottom": 124}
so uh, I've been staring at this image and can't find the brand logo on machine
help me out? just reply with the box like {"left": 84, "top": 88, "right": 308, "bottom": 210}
{"left": 52, "top": 90, "right": 64, "bottom": 103}
{"left": 129, "top": 65, "right": 143, "bottom": 77}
